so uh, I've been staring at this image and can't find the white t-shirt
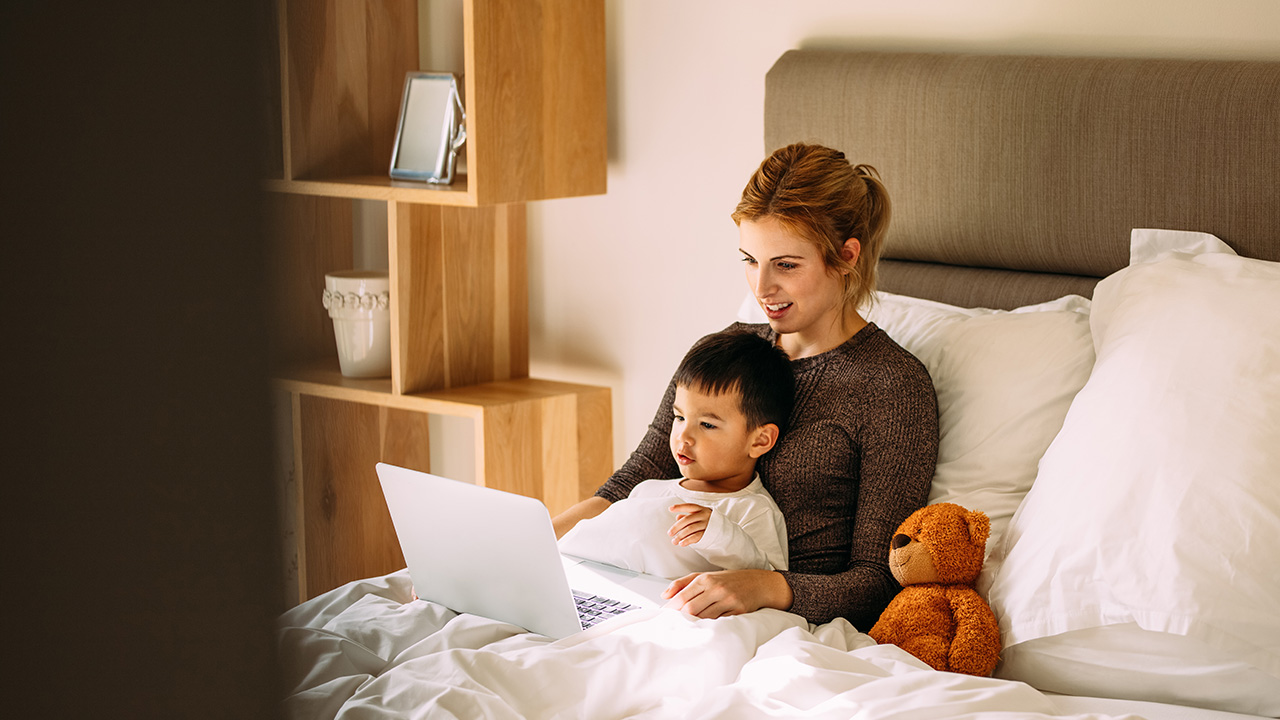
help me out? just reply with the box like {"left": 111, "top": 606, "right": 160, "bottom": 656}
{"left": 558, "top": 475, "right": 788, "bottom": 579}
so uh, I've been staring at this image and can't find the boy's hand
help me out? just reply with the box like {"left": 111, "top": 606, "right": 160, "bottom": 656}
{"left": 668, "top": 503, "right": 712, "bottom": 546}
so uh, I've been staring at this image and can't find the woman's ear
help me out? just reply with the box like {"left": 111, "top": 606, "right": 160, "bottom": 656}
{"left": 842, "top": 237, "right": 862, "bottom": 268}
{"left": 748, "top": 423, "right": 781, "bottom": 458}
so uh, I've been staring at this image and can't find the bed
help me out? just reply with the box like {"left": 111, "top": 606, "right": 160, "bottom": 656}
{"left": 278, "top": 50, "right": 1280, "bottom": 719}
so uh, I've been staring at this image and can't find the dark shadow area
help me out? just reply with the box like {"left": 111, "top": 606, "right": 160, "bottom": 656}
{"left": 2, "top": 3, "right": 282, "bottom": 717}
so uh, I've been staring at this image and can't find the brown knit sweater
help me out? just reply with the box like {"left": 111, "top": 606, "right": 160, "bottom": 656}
{"left": 596, "top": 321, "right": 939, "bottom": 630}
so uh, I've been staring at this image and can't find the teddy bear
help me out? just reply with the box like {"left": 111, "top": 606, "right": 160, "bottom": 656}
{"left": 868, "top": 502, "right": 1001, "bottom": 676}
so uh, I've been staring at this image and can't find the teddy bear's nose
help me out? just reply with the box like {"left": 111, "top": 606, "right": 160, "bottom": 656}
{"left": 891, "top": 533, "right": 912, "bottom": 549}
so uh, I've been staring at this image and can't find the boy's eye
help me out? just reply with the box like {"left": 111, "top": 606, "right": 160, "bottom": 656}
{"left": 672, "top": 414, "right": 685, "bottom": 422}
{"left": 700, "top": 422, "right": 717, "bottom": 430}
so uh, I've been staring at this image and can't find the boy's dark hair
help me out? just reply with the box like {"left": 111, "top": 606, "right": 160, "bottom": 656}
{"left": 673, "top": 330, "right": 795, "bottom": 435}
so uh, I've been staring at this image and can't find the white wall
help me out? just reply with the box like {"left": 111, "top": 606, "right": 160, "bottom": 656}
{"left": 526, "top": 0, "right": 1280, "bottom": 474}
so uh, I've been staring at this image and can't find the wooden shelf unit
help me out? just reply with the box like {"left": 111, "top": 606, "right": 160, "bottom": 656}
{"left": 267, "top": 0, "right": 610, "bottom": 605}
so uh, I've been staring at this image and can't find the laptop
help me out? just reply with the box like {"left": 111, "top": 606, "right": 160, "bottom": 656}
{"left": 376, "top": 462, "right": 672, "bottom": 639}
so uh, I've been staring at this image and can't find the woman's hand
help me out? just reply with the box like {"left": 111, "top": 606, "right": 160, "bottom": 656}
{"left": 661, "top": 568, "right": 793, "bottom": 619}
{"left": 668, "top": 503, "right": 711, "bottom": 546}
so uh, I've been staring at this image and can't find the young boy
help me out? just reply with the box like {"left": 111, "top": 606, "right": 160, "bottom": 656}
{"left": 558, "top": 329, "right": 794, "bottom": 579}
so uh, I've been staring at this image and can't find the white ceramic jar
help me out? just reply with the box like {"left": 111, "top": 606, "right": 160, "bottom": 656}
{"left": 322, "top": 270, "right": 391, "bottom": 378}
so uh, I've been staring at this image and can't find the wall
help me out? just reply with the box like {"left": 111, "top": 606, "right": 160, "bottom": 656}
{"left": 526, "top": 0, "right": 1280, "bottom": 473}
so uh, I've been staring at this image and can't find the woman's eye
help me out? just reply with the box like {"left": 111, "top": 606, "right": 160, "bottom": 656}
{"left": 777, "top": 261, "right": 797, "bottom": 270}
{"left": 741, "top": 256, "right": 757, "bottom": 265}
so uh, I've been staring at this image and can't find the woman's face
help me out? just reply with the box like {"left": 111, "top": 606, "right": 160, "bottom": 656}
{"left": 739, "top": 217, "right": 848, "bottom": 341}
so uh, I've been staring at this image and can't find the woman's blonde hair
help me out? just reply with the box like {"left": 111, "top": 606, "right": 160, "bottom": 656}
{"left": 731, "top": 143, "right": 891, "bottom": 313}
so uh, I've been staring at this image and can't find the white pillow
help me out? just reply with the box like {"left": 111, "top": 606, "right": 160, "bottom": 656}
{"left": 865, "top": 294, "right": 1095, "bottom": 593}
{"left": 987, "top": 229, "right": 1280, "bottom": 715}
{"left": 742, "top": 290, "right": 1096, "bottom": 592}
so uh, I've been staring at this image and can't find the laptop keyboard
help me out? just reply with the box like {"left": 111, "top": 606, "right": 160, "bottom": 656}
{"left": 572, "top": 591, "right": 639, "bottom": 628}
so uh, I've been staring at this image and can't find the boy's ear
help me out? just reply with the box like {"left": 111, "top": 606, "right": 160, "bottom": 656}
{"left": 747, "top": 423, "right": 781, "bottom": 459}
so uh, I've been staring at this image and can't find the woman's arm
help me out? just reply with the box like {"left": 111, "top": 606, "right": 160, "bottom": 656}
{"left": 783, "top": 358, "right": 939, "bottom": 628}
{"left": 551, "top": 495, "right": 610, "bottom": 539}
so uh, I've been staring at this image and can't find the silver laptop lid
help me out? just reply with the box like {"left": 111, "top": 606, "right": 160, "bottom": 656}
{"left": 376, "top": 463, "right": 583, "bottom": 639}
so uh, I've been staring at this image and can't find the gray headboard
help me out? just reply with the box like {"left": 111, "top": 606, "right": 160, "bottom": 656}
{"left": 765, "top": 50, "right": 1280, "bottom": 309}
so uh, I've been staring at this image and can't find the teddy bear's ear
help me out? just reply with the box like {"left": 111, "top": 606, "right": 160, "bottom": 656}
{"left": 965, "top": 509, "right": 991, "bottom": 547}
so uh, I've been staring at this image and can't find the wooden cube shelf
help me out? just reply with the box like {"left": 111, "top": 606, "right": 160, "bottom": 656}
{"left": 265, "top": 0, "right": 610, "bottom": 604}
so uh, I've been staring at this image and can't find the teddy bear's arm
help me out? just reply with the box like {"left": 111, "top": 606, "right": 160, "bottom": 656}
{"left": 945, "top": 587, "right": 1002, "bottom": 677}
{"left": 867, "top": 598, "right": 901, "bottom": 644}
{"left": 867, "top": 586, "right": 932, "bottom": 645}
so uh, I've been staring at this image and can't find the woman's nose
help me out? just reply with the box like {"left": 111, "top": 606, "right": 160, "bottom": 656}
{"left": 753, "top": 265, "right": 776, "bottom": 296}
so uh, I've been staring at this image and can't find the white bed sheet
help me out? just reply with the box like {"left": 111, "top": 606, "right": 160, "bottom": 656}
{"left": 278, "top": 570, "right": 1257, "bottom": 720}
{"left": 1046, "top": 695, "right": 1268, "bottom": 720}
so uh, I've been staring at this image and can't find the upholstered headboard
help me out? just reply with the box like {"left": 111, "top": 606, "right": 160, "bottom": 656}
{"left": 764, "top": 50, "right": 1280, "bottom": 309}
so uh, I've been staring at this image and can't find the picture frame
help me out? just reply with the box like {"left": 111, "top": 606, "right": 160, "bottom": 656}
{"left": 389, "top": 72, "right": 466, "bottom": 184}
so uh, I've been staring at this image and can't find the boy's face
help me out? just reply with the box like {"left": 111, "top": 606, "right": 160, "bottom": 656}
{"left": 670, "top": 384, "right": 770, "bottom": 489}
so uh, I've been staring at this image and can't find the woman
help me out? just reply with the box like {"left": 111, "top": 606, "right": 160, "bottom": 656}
{"left": 554, "top": 143, "right": 939, "bottom": 631}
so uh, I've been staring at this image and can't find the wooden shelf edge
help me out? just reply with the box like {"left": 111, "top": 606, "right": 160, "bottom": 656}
{"left": 272, "top": 366, "right": 608, "bottom": 419}
{"left": 424, "top": 377, "right": 610, "bottom": 407}
{"left": 262, "top": 175, "right": 610, "bottom": 208}
{"left": 264, "top": 175, "right": 476, "bottom": 206}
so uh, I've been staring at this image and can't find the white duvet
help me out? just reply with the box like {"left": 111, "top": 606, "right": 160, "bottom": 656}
{"left": 279, "top": 570, "right": 1139, "bottom": 720}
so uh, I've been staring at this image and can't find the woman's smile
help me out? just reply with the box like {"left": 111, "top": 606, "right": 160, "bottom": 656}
{"left": 762, "top": 301, "right": 793, "bottom": 319}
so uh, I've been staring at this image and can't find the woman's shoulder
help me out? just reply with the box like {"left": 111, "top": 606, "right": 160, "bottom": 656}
{"left": 725, "top": 321, "right": 772, "bottom": 340}
{"left": 794, "top": 327, "right": 938, "bottom": 439}
{"left": 828, "top": 323, "right": 935, "bottom": 395}
{"left": 682, "top": 322, "right": 774, "bottom": 352}
{"left": 865, "top": 322, "right": 928, "bottom": 369}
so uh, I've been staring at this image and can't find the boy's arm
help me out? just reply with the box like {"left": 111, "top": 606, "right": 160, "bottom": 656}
{"left": 685, "top": 503, "right": 788, "bottom": 571}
